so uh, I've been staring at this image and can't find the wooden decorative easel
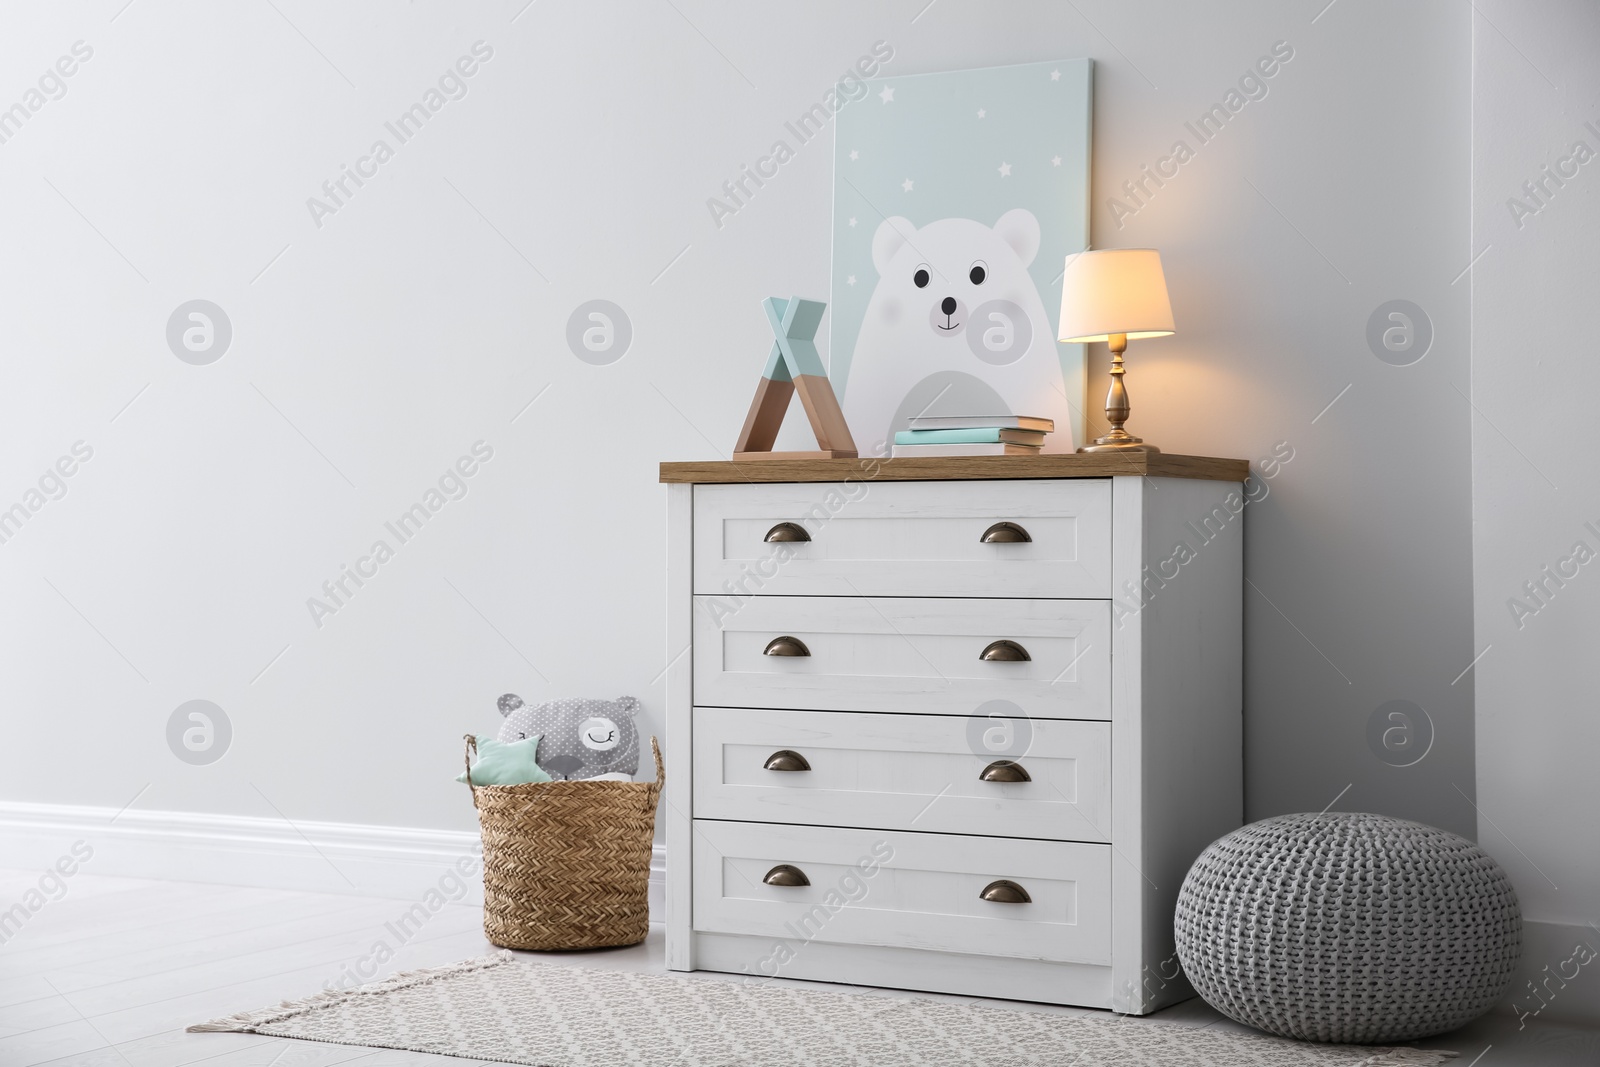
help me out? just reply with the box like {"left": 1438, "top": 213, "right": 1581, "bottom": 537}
{"left": 733, "top": 296, "right": 858, "bottom": 461}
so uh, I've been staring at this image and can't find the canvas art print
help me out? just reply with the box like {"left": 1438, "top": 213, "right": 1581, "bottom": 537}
{"left": 832, "top": 59, "right": 1092, "bottom": 455}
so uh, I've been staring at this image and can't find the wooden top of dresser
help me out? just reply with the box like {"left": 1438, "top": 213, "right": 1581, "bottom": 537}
{"left": 659, "top": 453, "right": 1249, "bottom": 484}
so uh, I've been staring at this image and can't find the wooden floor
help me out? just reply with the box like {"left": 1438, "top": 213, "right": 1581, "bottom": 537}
{"left": 1, "top": 869, "right": 1595, "bottom": 1067}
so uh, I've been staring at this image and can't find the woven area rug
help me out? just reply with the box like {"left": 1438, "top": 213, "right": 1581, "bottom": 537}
{"left": 190, "top": 952, "right": 1457, "bottom": 1066}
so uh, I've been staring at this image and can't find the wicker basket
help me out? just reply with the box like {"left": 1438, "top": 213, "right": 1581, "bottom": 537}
{"left": 464, "top": 734, "right": 663, "bottom": 951}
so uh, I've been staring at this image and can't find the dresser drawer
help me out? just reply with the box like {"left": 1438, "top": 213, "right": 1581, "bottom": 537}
{"left": 693, "top": 596, "right": 1111, "bottom": 718}
{"left": 692, "top": 820, "right": 1111, "bottom": 965}
{"left": 693, "top": 480, "right": 1111, "bottom": 599}
{"left": 693, "top": 707, "right": 1110, "bottom": 842}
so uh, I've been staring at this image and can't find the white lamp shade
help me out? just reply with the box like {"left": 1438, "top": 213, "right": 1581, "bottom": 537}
{"left": 1058, "top": 248, "right": 1176, "bottom": 343}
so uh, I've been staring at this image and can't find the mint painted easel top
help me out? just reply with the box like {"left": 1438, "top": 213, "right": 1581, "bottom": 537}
{"left": 760, "top": 296, "right": 828, "bottom": 382}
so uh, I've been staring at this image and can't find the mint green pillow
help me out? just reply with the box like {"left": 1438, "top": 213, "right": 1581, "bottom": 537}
{"left": 457, "top": 734, "right": 553, "bottom": 786}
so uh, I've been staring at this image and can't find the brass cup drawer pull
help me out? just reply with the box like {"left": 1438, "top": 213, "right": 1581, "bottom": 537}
{"left": 980, "top": 521, "right": 1032, "bottom": 544}
{"left": 979, "top": 759, "right": 1031, "bottom": 783}
{"left": 764, "top": 749, "right": 812, "bottom": 772}
{"left": 764, "top": 521, "right": 811, "bottom": 543}
{"left": 763, "top": 636, "right": 811, "bottom": 658}
{"left": 979, "top": 639, "right": 1031, "bottom": 662}
{"left": 763, "top": 864, "right": 810, "bottom": 887}
{"left": 979, "top": 879, "right": 1032, "bottom": 904}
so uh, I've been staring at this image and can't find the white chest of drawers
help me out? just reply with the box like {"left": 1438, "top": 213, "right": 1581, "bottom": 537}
{"left": 660, "top": 454, "right": 1247, "bottom": 1013}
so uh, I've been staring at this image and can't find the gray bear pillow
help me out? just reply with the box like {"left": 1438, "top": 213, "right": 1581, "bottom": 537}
{"left": 496, "top": 694, "right": 641, "bottom": 780}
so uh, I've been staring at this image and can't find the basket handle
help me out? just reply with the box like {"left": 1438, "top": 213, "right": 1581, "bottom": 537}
{"left": 648, "top": 735, "right": 664, "bottom": 786}
{"left": 463, "top": 734, "right": 480, "bottom": 810}
{"left": 467, "top": 733, "right": 661, "bottom": 794}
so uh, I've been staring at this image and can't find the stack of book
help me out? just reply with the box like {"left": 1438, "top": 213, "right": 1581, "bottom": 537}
{"left": 890, "top": 415, "right": 1054, "bottom": 457}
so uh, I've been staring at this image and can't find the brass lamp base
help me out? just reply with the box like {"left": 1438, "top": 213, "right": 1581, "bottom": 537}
{"left": 1079, "top": 435, "right": 1160, "bottom": 454}
{"left": 1075, "top": 332, "right": 1160, "bottom": 454}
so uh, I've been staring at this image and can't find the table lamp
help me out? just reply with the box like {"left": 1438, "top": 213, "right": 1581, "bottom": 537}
{"left": 1058, "top": 248, "right": 1175, "bottom": 453}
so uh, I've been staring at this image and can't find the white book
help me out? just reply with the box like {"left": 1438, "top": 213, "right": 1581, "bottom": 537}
{"left": 905, "top": 415, "right": 1055, "bottom": 432}
{"left": 890, "top": 442, "right": 1043, "bottom": 457}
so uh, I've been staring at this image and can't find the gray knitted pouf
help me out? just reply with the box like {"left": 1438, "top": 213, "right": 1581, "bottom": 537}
{"left": 1175, "top": 812, "right": 1521, "bottom": 1043}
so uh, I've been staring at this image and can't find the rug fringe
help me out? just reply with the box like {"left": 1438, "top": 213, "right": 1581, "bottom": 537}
{"left": 186, "top": 950, "right": 515, "bottom": 1033}
{"left": 1355, "top": 1049, "right": 1458, "bottom": 1066}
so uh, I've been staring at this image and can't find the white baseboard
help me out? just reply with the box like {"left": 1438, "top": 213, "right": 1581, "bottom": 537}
{"left": 0, "top": 801, "right": 665, "bottom": 920}
{"left": 6, "top": 798, "right": 1588, "bottom": 1026}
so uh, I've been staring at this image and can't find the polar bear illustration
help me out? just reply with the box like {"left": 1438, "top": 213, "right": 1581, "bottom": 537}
{"left": 843, "top": 208, "right": 1073, "bottom": 455}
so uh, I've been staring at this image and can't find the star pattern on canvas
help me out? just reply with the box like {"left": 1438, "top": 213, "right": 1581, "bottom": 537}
{"left": 879, "top": 86, "right": 895, "bottom": 104}
{"left": 848, "top": 217, "right": 858, "bottom": 227}
{"left": 1051, "top": 69, "right": 1061, "bottom": 81}
{"left": 1052, "top": 155, "right": 1062, "bottom": 166}
{"left": 901, "top": 178, "right": 914, "bottom": 192}
{"left": 846, "top": 275, "right": 857, "bottom": 286}
{"left": 977, "top": 108, "right": 986, "bottom": 119}
{"left": 849, "top": 149, "right": 859, "bottom": 161}
{"left": 998, "top": 162, "right": 1012, "bottom": 177}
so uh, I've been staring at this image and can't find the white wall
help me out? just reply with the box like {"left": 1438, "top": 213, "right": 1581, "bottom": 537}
{"left": 0, "top": 2, "right": 1473, "bottom": 868}
{"left": 1472, "top": 0, "right": 1600, "bottom": 1026}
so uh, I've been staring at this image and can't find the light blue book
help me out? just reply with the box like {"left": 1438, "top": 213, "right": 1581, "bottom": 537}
{"left": 894, "top": 427, "right": 1047, "bottom": 445}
